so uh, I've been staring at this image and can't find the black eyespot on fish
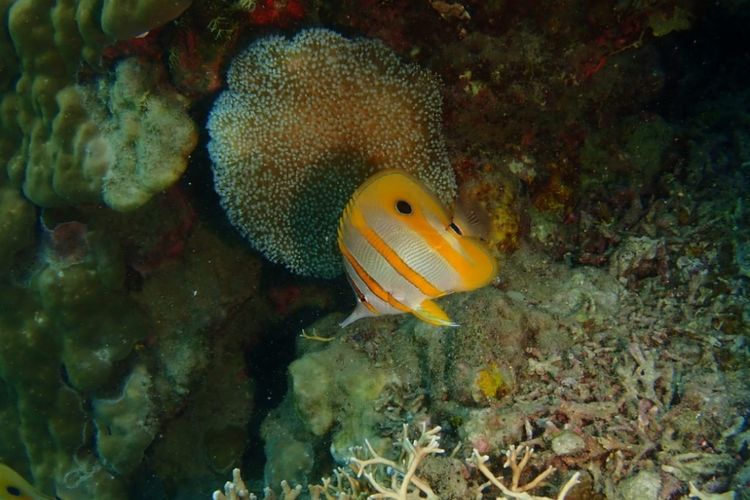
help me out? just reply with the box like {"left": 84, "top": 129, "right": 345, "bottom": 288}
{"left": 6, "top": 485, "right": 21, "bottom": 496}
{"left": 396, "top": 200, "right": 412, "bottom": 215}
{"left": 449, "top": 222, "right": 463, "bottom": 235}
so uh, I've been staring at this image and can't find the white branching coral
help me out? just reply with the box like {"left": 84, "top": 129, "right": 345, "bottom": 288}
{"left": 213, "top": 468, "right": 250, "bottom": 500}
{"left": 260, "top": 481, "right": 302, "bottom": 500}
{"left": 348, "top": 424, "right": 445, "bottom": 499}
{"left": 470, "top": 445, "right": 581, "bottom": 500}
{"left": 212, "top": 426, "right": 582, "bottom": 500}
{"left": 212, "top": 469, "right": 302, "bottom": 500}
{"left": 308, "top": 466, "right": 369, "bottom": 499}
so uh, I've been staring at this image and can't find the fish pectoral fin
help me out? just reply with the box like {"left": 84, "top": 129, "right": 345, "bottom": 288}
{"left": 412, "top": 299, "right": 458, "bottom": 327}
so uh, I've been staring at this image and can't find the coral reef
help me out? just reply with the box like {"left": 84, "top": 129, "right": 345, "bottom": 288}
{"left": 249, "top": 0, "right": 304, "bottom": 27}
{"left": 99, "top": 0, "right": 193, "bottom": 40}
{"left": 0, "top": 185, "right": 35, "bottom": 274}
{"left": 216, "top": 424, "right": 582, "bottom": 499}
{"left": 131, "top": 223, "right": 268, "bottom": 497}
{"left": 44, "top": 56, "right": 197, "bottom": 211}
{"left": 0, "top": 206, "right": 272, "bottom": 497}
{"left": 348, "top": 424, "right": 445, "bottom": 499}
{"left": 0, "top": 1, "right": 747, "bottom": 500}
{"left": 258, "top": 226, "right": 748, "bottom": 497}
{"left": 454, "top": 163, "right": 524, "bottom": 257}
{"left": 93, "top": 364, "right": 155, "bottom": 475}
{"left": 213, "top": 468, "right": 251, "bottom": 500}
{"left": 260, "top": 329, "right": 398, "bottom": 488}
{"left": 471, "top": 444, "right": 581, "bottom": 499}
{"left": 214, "top": 469, "right": 301, "bottom": 500}
{"left": 0, "top": 229, "right": 149, "bottom": 497}
{"left": 207, "top": 28, "right": 456, "bottom": 278}
{"left": 0, "top": 0, "right": 196, "bottom": 210}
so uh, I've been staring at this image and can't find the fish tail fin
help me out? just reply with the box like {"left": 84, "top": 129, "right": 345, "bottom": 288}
{"left": 413, "top": 299, "right": 458, "bottom": 327}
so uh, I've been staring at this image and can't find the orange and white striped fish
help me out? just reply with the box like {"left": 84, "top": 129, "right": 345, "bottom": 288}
{"left": 0, "top": 463, "right": 58, "bottom": 500}
{"left": 337, "top": 170, "right": 497, "bottom": 327}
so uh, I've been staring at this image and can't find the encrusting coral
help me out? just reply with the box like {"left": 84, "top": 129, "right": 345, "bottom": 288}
{"left": 98, "top": 0, "right": 193, "bottom": 40}
{"left": 92, "top": 364, "right": 156, "bottom": 475}
{"left": 207, "top": 28, "right": 456, "bottom": 278}
{"left": 73, "top": 57, "right": 197, "bottom": 211}
{"left": 0, "top": 0, "right": 196, "bottom": 210}
{"left": 0, "top": 230, "right": 149, "bottom": 497}
{"left": 0, "top": 214, "right": 270, "bottom": 497}
{"left": 0, "top": 184, "right": 35, "bottom": 274}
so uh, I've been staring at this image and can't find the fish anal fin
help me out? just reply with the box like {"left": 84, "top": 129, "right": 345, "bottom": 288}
{"left": 340, "top": 302, "right": 375, "bottom": 328}
{"left": 412, "top": 299, "right": 457, "bottom": 327}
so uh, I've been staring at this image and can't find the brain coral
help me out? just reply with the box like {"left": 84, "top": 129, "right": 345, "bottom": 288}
{"left": 207, "top": 28, "right": 456, "bottom": 278}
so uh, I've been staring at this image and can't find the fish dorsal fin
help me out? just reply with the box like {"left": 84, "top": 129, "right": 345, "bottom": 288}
{"left": 412, "top": 299, "right": 458, "bottom": 327}
{"left": 337, "top": 186, "right": 358, "bottom": 243}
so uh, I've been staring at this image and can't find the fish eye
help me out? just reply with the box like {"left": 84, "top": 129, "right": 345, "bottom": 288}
{"left": 6, "top": 485, "right": 21, "bottom": 496}
{"left": 449, "top": 222, "right": 463, "bottom": 235}
{"left": 395, "top": 200, "right": 412, "bottom": 215}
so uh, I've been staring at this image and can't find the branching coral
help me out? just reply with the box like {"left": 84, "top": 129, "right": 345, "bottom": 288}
{"left": 308, "top": 467, "right": 368, "bottom": 499}
{"left": 213, "top": 426, "right": 446, "bottom": 500}
{"left": 207, "top": 28, "right": 456, "bottom": 277}
{"left": 470, "top": 445, "right": 581, "bottom": 500}
{"left": 213, "top": 468, "right": 250, "bottom": 499}
{"left": 213, "top": 424, "right": 583, "bottom": 500}
{"left": 349, "top": 424, "right": 444, "bottom": 499}
{"left": 213, "top": 469, "right": 302, "bottom": 500}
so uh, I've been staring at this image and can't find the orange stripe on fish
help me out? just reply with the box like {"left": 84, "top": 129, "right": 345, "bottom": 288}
{"left": 389, "top": 207, "right": 497, "bottom": 291}
{"left": 345, "top": 272, "right": 379, "bottom": 315}
{"left": 347, "top": 206, "right": 445, "bottom": 298}
{"left": 395, "top": 210, "right": 473, "bottom": 275}
{"left": 339, "top": 241, "right": 411, "bottom": 314}
{"left": 338, "top": 169, "right": 497, "bottom": 327}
